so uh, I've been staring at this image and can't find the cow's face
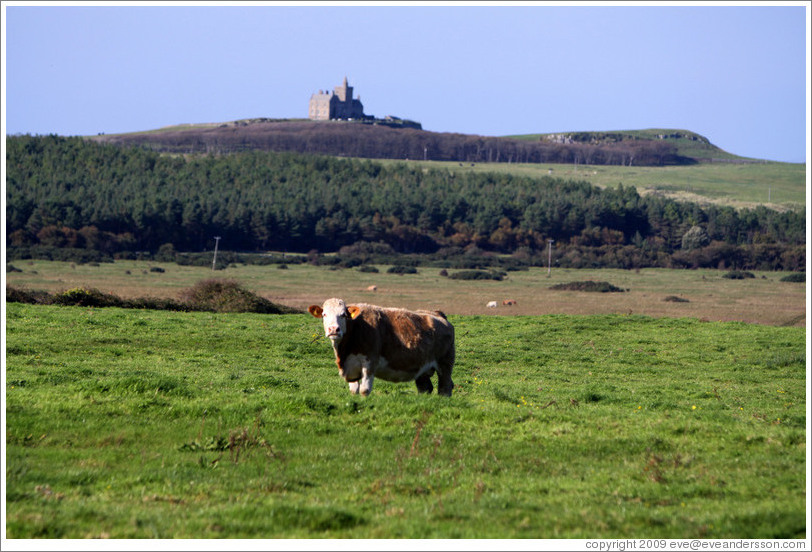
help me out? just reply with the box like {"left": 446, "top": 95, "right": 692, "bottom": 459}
{"left": 308, "top": 298, "right": 359, "bottom": 345}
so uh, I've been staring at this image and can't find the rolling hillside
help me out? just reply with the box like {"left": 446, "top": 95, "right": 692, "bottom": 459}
{"left": 89, "top": 119, "right": 743, "bottom": 167}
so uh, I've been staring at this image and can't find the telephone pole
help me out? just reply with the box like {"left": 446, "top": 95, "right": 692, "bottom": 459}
{"left": 212, "top": 236, "right": 221, "bottom": 271}
{"left": 547, "top": 239, "right": 554, "bottom": 277}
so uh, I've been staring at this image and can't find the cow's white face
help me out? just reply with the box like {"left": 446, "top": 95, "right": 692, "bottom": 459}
{"left": 308, "top": 298, "right": 353, "bottom": 344}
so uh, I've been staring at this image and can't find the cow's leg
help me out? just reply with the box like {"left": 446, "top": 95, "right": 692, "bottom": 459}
{"left": 415, "top": 373, "right": 434, "bottom": 394}
{"left": 359, "top": 363, "right": 375, "bottom": 396}
{"left": 437, "top": 351, "right": 455, "bottom": 397}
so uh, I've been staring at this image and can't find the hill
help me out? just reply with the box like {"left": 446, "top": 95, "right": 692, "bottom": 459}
{"left": 507, "top": 128, "right": 747, "bottom": 162}
{"left": 89, "top": 119, "right": 736, "bottom": 167}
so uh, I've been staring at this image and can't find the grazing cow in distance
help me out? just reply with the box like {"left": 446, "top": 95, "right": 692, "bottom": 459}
{"left": 502, "top": 299, "right": 517, "bottom": 306}
{"left": 308, "top": 298, "right": 455, "bottom": 397}
{"left": 366, "top": 285, "right": 378, "bottom": 291}
{"left": 486, "top": 301, "right": 498, "bottom": 308}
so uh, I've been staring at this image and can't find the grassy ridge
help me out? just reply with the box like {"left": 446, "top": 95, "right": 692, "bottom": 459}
{"left": 5, "top": 303, "right": 806, "bottom": 538}
{"left": 374, "top": 158, "right": 806, "bottom": 209}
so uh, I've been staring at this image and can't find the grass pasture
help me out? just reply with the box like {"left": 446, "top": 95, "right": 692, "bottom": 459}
{"left": 374, "top": 158, "right": 806, "bottom": 211}
{"left": 4, "top": 302, "right": 807, "bottom": 539}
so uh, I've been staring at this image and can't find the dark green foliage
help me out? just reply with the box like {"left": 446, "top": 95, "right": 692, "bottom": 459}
{"left": 663, "top": 295, "right": 690, "bottom": 303}
{"left": 550, "top": 281, "right": 626, "bottom": 292}
{"left": 5, "top": 136, "right": 805, "bottom": 271}
{"left": 448, "top": 270, "right": 505, "bottom": 281}
{"left": 723, "top": 270, "right": 756, "bottom": 280}
{"left": 386, "top": 266, "right": 418, "bottom": 275}
{"left": 779, "top": 273, "right": 805, "bottom": 283}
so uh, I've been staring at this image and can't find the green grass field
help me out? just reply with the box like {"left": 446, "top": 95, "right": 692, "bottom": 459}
{"left": 5, "top": 302, "right": 806, "bottom": 538}
{"left": 374, "top": 158, "right": 806, "bottom": 210}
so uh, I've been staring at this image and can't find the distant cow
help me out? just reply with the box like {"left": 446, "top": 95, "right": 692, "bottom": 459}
{"left": 366, "top": 285, "right": 378, "bottom": 291}
{"left": 486, "top": 301, "right": 498, "bottom": 308}
{"left": 502, "top": 299, "right": 517, "bottom": 306}
{"left": 308, "top": 298, "right": 455, "bottom": 396}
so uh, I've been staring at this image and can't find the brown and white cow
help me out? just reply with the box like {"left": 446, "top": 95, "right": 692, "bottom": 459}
{"left": 308, "top": 298, "right": 455, "bottom": 397}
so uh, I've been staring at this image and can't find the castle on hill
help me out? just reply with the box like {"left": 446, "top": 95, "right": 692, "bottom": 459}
{"left": 308, "top": 77, "right": 422, "bottom": 129}
{"left": 309, "top": 77, "right": 366, "bottom": 121}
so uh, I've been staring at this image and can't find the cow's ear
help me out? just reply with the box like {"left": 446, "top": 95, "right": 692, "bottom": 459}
{"left": 348, "top": 306, "right": 361, "bottom": 319}
{"left": 308, "top": 305, "right": 323, "bottom": 318}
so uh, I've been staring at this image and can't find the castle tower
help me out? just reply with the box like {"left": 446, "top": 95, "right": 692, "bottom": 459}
{"left": 334, "top": 76, "right": 352, "bottom": 102}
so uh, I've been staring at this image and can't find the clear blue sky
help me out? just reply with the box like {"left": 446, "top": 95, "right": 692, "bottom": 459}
{"left": 3, "top": 2, "right": 809, "bottom": 163}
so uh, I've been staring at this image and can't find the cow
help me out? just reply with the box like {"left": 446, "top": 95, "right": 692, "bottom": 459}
{"left": 502, "top": 299, "right": 517, "bottom": 306}
{"left": 486, "top": 301, "right": 498, "bottom": 308}
{"left": 308, "top": 298, "right": 455, "bottom": 397}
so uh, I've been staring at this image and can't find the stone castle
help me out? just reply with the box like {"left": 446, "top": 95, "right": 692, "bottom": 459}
{"left": 308, "top": 77, "right": 366, "bottom": 121}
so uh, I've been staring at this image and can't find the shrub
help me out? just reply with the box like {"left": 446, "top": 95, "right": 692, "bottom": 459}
{"left": 6, "top": 286, "right": 51, "bottom": 305}
{"left": 357, "top": 265, "right": 379, "bottom": 273}
{"left": 722, "top": 270, "right": 755, "bottom": 280}
{"left": 779, "top": 273, "right": 805, "bottom": 283}
{"left": 387, "top": 266, "right": 417, "bottom": 275}
{"left": 681, "top": 226, "right": 710, "bottom": 251}
{"left": 448, "top": 270, "right": 505, "bottom": 281}
{"left": 6, "top": 264, "right": 23, "bottom": 273}
{"left": 149, "top": 266, "right": 166, "bottom": 273}
{"left": 52, "top": 287, "right": 124, "bottom": 308}
{"left": 550, "top": 281, "right": 626, "bottom": 293}
{"left": 663, "top": 295, "right": 690, "bottom": 303}
{"left": 179, "top": 279, "right": 299, "bottom": 314}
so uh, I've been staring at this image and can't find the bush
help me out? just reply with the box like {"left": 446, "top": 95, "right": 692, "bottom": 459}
{"left": 663, "top": 295, "right": 690, "bottom": 303}
{"left": 722, "top": 270, "right": 755, "bottom": 280}
{"left": 357, "top": 265, "right": 379, "bottom": 273}
{"left": 51, "top": 287, "right": 124, "bottom": 308}
{"left": 448, "top": 270, "right": 505, "bottom": 281}
{"left": 6, "top": 286, "right": 51, "bottom": 305}
{"left": 387, "top": 266, "right": 417, "bottom": 275}
{"left": 550, "top": 281, "right": 626, "bottom": 293}
{"left": 179, "top": 279, "right": 299, "bottom": 314}
{"left": 779, "top": 273, "right": 805, "bottom": 283}
{"left": 5, "top": 281, "right": 300, "bottom": 314}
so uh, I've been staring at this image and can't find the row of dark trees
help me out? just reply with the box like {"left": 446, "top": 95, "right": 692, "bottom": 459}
{"left": 6, "top": 135, "right": 806, "bottom": 271}
{"left": 94, "top": 120, "right": 694, "bottom": 166}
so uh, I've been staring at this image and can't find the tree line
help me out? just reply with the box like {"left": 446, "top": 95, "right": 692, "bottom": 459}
{"left": 5, "top": 135, "right": 806, "bottom": 271}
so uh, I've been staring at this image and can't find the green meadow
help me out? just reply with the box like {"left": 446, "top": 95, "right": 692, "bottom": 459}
{"left": 375, "top": 158, "right": 806, "bottom": 210}
{"left": 5, "top": 302, "right": 806, "bottom": 538}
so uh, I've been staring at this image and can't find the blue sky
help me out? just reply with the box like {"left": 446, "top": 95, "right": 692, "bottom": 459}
{"left": 3, "top": 2, "right": 809, "bottom": 163}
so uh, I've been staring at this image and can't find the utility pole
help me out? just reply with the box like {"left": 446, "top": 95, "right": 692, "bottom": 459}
{"left": 212, "top": 236, "right": 221, "bottom": 271}
{"left": 547, "top": 239, "right": 554, "bottom": 277}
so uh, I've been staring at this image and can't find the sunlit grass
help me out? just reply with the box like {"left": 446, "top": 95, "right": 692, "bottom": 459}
{"left": 5, "top": 303, "right": 806, "bottom": 538}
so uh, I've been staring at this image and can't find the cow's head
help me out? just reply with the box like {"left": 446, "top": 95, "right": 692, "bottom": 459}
{"left": 308, "top": 298, "right": 361, "bottom": 345}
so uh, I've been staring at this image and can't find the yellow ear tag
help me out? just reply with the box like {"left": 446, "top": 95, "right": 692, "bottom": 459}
{"left": 349, "top": 307, "right": 361, "bottom": 319}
